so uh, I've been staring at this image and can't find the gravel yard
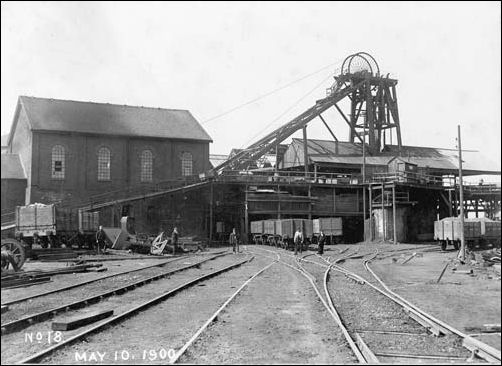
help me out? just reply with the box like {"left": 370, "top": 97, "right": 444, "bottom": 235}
{"left": 1, "top": 243, "right": 499, "bottom": 364}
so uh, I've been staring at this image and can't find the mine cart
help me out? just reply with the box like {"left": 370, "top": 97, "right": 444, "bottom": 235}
{"left": 312, "top": 217, "right": 343, "bottom": 244}
{"left": 434, "top": 217, "right": 502, "bottom": 250}
{"left": 14, "top": 203, "right": 99, "bottom": 249}
{"left": 250, "top": 220, "right": 265, "bottom": 244}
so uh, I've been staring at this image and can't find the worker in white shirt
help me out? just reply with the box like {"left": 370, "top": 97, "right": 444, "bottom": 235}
{"left": 294, "top": 228, "right": 304, "bottom": 255}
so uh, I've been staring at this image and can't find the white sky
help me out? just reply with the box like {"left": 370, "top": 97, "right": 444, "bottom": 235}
{"left": 1, "top": 2, "right": 501, "bottom": 175}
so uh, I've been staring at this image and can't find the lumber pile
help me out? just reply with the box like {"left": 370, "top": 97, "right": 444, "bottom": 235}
{"left": 1, "top": 263, "right": 104, "bottom": 282}
{"left": 29, "top": 248, "right": 92, "bottom": 261}
{"left": 1, "top": 276, "right": 52, "bottom": 289}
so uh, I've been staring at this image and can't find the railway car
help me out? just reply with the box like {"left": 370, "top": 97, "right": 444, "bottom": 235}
{"left": 312, "top": 217, "right": 343, "bottom": 244}
{"left": 250, "top": 220, "right": 265, "bottom": 244}
{"left": 15, "top": 203, "right": 100, "bottom": 249}
{"left": 434, "top": 217, "right": 501, "bottom": 250}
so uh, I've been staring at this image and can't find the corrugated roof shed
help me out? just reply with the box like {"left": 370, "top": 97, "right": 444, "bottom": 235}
{"left": 284, "top": 139, "right": 500, "bottom": 175}
{"left": 16, "top": 96, "right": 212, "bottom": 142}
{"left": 1, "top": 154, "right": 26, "bottom": 179}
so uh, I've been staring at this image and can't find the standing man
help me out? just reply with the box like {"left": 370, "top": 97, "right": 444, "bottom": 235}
{"left": 318, "top": 231, "right": 326, "bottom": 255}
{"left": 96, "top": 226, "right": 106, "bottom": 254}
{"left": 229, "top": 228, "right": 239, "bottom": 254}
{"left": 294, "top": 228, "right": 303, "bottom": 255}
{"left": 171, "top": 227, "right": 179, "bottom": 255}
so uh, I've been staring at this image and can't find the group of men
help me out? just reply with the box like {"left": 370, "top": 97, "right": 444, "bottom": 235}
{"left": 95, "top": 225, "right": 326, "bottom": 256}
{"left": 293, "top": 228, "right": 326, "bottom": 255}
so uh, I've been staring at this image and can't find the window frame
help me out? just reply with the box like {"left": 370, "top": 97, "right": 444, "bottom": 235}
{"left": 181, "top": 151, "right": 193, "bottom": 176}
{"left": 97, "top": 147, "right": 111, "bottom": 181}
{"left": 51, "top": 145, "right": 65, "bottom": 180}
{"left": 140, "top": 149, "right": 153, "bottom": 182}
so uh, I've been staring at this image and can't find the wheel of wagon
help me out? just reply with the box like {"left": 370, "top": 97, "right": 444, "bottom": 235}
{"left": 1, "top": 239, "right": 26, "bottom": 271}
{"left": 440, "top": 240, "right": 447, "bottom": 251}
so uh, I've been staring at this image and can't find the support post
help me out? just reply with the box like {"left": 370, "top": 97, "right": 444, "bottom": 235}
{"left": 392, "top": 184, "right": 397, "bottom": 244}
{"left": 209, "top": 182, "right": 214, "bottom": 244}
{"left": 369, "top": 186, "right": 373, "bottom": 241}
{"left": 457, "top": 125, "right": 466, "bottom": 262}
{"left": 244, "top": 185, "right": 249, "bottom": 244}
{"left": 303, "top": 126, "right": 309, "bottom": 178}
{"left": 308, "top": 185, "right": 312, "bottom": 220}
{"left": 362, "top": 112, "right": 367, "bottom": 241}
{"left": 333, "top": 187, "right": 336, "bottom": 214}
{"left": 381, "top": 183, "right": 385, "bottom": 241}
{"left": 448, "top": 189, "right": 453, "bottom": 217}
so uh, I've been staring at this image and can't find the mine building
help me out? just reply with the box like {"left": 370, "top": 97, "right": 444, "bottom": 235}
{"left": 1, "top": 96, "right": 212, "bottom": 233}
{"left": 1, "top": 52, "right": 501, "bottom": 244}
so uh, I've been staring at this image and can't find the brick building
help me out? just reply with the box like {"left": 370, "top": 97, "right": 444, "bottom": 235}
{"left": 1, "top": 96, "right": 212, "bottom": 218}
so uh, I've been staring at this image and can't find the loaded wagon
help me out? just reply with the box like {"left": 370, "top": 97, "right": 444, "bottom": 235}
{"left": 15, "top": 203, "right": 99, "bottom": 249}
{"left": 251, "top": 219, "right": 313, "bottom": 251}
{"left": 434, "top": 217, "right": 501, "bottom": 250}
{"left": 312, "top": 217, "right": 343, "bottom": 245}
{"left": 250, "top": 220, "right": 265, "bottom": 244}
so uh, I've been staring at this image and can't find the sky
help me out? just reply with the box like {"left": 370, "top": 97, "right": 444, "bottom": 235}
{"left": 1, "top": 2, "right": 501, "bottom": 175}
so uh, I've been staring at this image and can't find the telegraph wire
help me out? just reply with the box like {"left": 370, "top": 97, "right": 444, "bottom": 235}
{"left": 200, "top": 58, "right": 345, "bottom": 125}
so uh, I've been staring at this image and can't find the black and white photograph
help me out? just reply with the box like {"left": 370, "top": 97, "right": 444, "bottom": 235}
{"left": 1, "top": 1, "right": 501, "bottom": 364}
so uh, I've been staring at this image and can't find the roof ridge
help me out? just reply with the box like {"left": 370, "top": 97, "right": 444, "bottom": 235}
{"left": 19, "top": 95, "right": 190, "bottom": 112}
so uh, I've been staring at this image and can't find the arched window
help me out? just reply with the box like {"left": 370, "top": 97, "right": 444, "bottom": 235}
{"left": 97, "top": 147, "right": 111, "bottom": 181}
{"left": 140, "top": 149, "right": 153, "bottom": 182}
{"left": 181, "top": 152, "right": 193, "bottom": 176}
{"left": 51, "top": 145, "right": 65, "bottom": 179}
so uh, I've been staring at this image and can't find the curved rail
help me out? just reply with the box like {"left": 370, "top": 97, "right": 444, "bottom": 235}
{"left": 169, "top": 249, "right": 279, "bottom": 363}
{"left": 257, "top": 246, "right": 367, "bottom": 363}
{"left": 16, "top": 255, "right": 254, "bottom": 364}
{"left": 363, "top": 257, "right": 501, "bottom": 363}
{"left": 320, "top": 254, "right": 367, "bottom": 363}
{"left": 1, "top": 253, "right": 229, "bottom": 334}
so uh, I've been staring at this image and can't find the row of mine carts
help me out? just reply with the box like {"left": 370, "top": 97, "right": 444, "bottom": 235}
{"left": 434, "top": 217, "right": 501, "bottom": 250}
{"left": 9, "top": 203, "right": 99, "bottom": 249}
{"left": 250, "top": 217, "right": 343, "bottom": 250}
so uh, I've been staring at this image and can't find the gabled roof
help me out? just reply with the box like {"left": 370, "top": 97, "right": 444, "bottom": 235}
{"left": 14, "top": 96, "right": 212, "bottom": 142}
{"left": 286, "top": 139, "right": 500, "bottom": 175}
{"left": 1, "top": 154, "right": 26, "bottom": 179}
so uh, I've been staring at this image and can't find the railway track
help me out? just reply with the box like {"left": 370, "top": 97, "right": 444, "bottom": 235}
{"left": 169, "top": 249, "right": 280, "bottom": 363}
{"left": 11, "top": 253, "right": 255, "bottom": 364}
{"left": 1, "top": 254, "right": 192, "bottom": 307}
{"left": 296, "top": 247, "right": 500, "bottom": 364}
{"left": 1, "top": 252, "right": 231, "bottom": 334}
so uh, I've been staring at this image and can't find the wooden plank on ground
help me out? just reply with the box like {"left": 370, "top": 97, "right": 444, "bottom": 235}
{"left": 465, "top": 324, "right": 501, "bottom": 333}
{"left": 355, "top": 333, "right": 379, "bottom": 363}
{"left": 1, "top": 277, "right": 52, "bottom": 289}
{"left": 52, "top": 310, "right": 114, "bottom": 331}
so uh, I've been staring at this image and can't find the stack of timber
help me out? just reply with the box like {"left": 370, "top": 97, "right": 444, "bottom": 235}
{"left": 30, "top": 248, "right": 91, "bottom": 261}
{"left": 1, "top": 276, "right": 52, "bottom": 289}
{"left": 1, "top": 263, "right": 104, "bottom": 283}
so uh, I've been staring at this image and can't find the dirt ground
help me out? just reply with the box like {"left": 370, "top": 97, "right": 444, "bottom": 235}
{"left": 182, "top": 250, "right": 355, "bottom": 364}
{"left": 369, "top": 245, "right": 501, "bottom": 351}
{"left": 1, "top": 243, "right": 500, "bottom": 364}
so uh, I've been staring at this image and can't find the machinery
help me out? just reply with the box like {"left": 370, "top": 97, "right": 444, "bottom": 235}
{"left": 1, "top": 239, "right": 26, "bottom": 272}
